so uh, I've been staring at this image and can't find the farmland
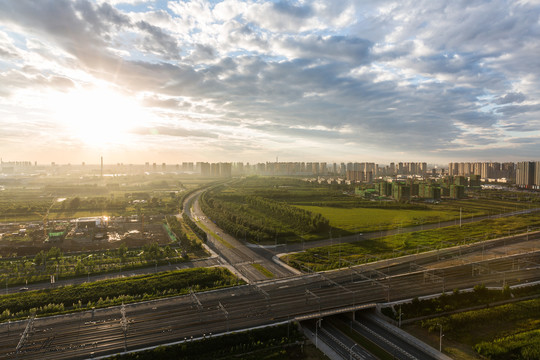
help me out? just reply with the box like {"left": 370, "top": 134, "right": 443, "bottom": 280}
{"left": 200, "top": 176, "right": 537, "bottom": 244}
{"left": 296, "top": 197, "right": 534, "bottom": 234}
{"left": 282, "top": 212, "right": 540, "bottom": 271}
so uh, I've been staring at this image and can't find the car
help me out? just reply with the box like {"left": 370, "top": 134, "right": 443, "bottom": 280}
{"left": 19, "top": 287, "right": 29, "bottom": 292}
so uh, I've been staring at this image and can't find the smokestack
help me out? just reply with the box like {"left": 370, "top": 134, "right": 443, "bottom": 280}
{"left": 101, "top": 156, "right": 103, "bottom": 178}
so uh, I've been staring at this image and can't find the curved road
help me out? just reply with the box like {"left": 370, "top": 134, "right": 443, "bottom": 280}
{"left": 183, "top": 190, "right": 297, "bottom": 283}
{"left": 1, "top": 247, "right": 539, "bottom": 359}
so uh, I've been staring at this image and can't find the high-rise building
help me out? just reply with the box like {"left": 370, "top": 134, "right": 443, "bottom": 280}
{"left": 516, "top": 161, "right": 535, "bottom": 188}
{"left": 535, "top": 161, "right": 540, "bottom": 189}
{"left": 392, "top": 183, "right": 410, "bottom": 201}
{"left": 200, "top": 162, "right": 211, "bottom": 176}
{"left": 450, "top": 184, "right": 465, "bottom": 199}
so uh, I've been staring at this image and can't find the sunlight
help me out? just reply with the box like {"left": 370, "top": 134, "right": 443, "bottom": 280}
{"left": 53, "top": 85, "right": 149, "bottom": 147}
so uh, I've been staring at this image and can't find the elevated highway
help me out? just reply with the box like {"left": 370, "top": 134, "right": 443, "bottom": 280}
{"left": 1, "top": 247, "right": 538, "bottom": 359}
{"left": 0, "top": 189, "right": 538, "bottom": 359}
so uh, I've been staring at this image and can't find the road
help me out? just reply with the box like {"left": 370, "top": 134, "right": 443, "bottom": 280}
{"left": 4, "top": 257, "right": 220, "bottom": 295}
{"left": 345, "top": 314, "right": 435, "bottom": 360}
{"left": 0, "top": 189, "right": 538, "bottom": 359}
{"left": 1, "top": 242, "right": 538, "bottom": 359}
{"left": 303, "top": 320, "right": 376, "bottom": 360}
{"left": 183, "top": 190, "right": 297, "bottom": 282}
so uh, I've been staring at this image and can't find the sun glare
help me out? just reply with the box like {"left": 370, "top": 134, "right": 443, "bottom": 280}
{"left": 53, "top": 85, "right": 148, "bottom": 147}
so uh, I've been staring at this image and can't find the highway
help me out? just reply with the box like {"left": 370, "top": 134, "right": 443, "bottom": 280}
{"left": 183, "top": 190, "right": 297, "bottom": 282}
{"left": 4, "top": 257, "right": 220, "bottom": 294}
{"left": 1, "top": 245, "right": 538, "bottom": 359}
{"left": 0, "top": 189, "right": 538, "bottom": 359}
{"left": 302, "top": 320, "right": 376, "bottom": 360}
{"left": 346, "top": 314, "right": 434, "bottom": 360}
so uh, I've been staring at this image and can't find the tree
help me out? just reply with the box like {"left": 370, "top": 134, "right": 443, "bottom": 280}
{"left": 68, "top": 197, "right": 81, "bottom": 210}
{"left": 47, "top": 247, "right": 63, "bottom": 263}
{"left": 34, "top": 250, "right": 46, "bottom": 267}
{"left": 75, "top": 261, "right": 85, "bottom": 276}
{"left": 118, "top": 243, "right": 128, "bottom": 263}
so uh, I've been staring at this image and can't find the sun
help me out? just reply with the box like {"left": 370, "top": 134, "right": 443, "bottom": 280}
{"left": 53, "top": 84, "right": 148, "bottom": 147}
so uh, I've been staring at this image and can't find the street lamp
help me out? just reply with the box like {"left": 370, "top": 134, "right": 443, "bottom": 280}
{"left": 437, "top": 323, "right": 444, "bottom": 352}
{"left": 350, "top": 343, "right": 359, "bottom": 360}
{"left": 315, "top": 318, "right": 323, "bottom": 348}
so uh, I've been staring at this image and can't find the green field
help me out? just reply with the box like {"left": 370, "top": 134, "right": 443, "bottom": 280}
{"left": 417, "top": 296, "right": 540, "bottom": 359}
{"left": 197, "top": 177, "right": 537, "bottom": 244}
{"left": 282, "top": 213, "right": 540, "bottom": 272}
{"left": 296, "top": 198, "right": 535, "bottom": 234}
{"left": 295, "top": 205, "right": 456, "bottom": 233}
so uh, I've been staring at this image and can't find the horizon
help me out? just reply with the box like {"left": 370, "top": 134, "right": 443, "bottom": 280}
{"left": 2, "top": 157, "right": 538, "bottom": 169}
{"left": 1, "top": 1, "right": 539, "bottom": 164}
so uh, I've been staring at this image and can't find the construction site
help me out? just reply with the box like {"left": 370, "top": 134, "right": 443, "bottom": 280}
{"left": 0, "top": 215, "right": 173, "bottom": 257}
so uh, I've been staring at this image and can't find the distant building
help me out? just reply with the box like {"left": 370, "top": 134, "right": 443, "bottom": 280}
{"left": 379, "top": 181, "right": 392, "bottom": 196}
{"left": 469, "top": 174, "right": 481, "bottom": 188}
{"left": 419, "top": 184, "right": 441, "bottom": 200}
{"left": 76, "top": 216, "right": 108, "bottom": 229}
{"left": 199, "top": 162, "right": 211, "bottom": 176}
{"left": 450, "top": 185, "right": 465, "bottom": 199}
{"left": 454, "top": 176, "right": 468, "bottom": 187}
{"left": 392, "top": 183, "right": 410, "bottom": 201}
{"left": 219, "top": 163, "right": 232, "bottom": 177}
{"left": 516, "top": 161, "right": 535, "bottom": 188}
{"left": 536, "top": 161, "right": 540, "bottom": 189}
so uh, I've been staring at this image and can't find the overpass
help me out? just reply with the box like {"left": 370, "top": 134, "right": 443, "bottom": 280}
{"left": 1, "top": 190, "right": 539, "bottom": 359}
{"left": 1, "top": 247, "right": 539, "bottom": 359}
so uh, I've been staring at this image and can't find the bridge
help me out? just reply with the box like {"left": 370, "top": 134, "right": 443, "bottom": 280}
{"left": 1, "top": 189, "right": 539, "bottom": 358}
{"left": 1, "top": 243, "right": 538, "bottom": 359}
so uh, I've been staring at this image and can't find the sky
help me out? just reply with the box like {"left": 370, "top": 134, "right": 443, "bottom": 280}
{"left": 0, "top": 0, "right": 539, "bottom": 165}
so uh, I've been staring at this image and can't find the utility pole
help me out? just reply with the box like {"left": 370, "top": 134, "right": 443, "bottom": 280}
{"left": 438, "top": 323, "right": 444, "bottom": 352}
{"left": 120, "top": 303, "right": 128, "bottom": 352}
{"left": 218, "top": 301, "right": 229, "bottom": 332}
{"left": 16, "top": 313, "right": 35, "bottom": 354}
{"left": 315, "top": 318, "right": 322, "bottom": 348}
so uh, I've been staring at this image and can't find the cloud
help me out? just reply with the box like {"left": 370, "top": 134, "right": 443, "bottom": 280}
{"left": 494, "top": 92, "right": 526, "bottom": 105}
{"left": 0, "top": 0, "right": 539, "bottom": 163}
{"left": 277, "top": 35, "right": 372, "bottom": 64}
{"left": 135, "top": 20, "right": 181, "bottom": 58}
{"left": 132, "top": 125, "right": 219, "bottom": 139}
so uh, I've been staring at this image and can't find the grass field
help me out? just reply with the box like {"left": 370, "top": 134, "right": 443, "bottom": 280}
{"left": 414, "top": 297, "right": 540, "bottom": 359}
{"left": 296, "top": 198, "right": 534, "bottom": 234}
{"left": 295, "top": 205, "right": 455, "bottom": 233}
{"left": 282, "top": 213, "right": 540, "bottom": 271}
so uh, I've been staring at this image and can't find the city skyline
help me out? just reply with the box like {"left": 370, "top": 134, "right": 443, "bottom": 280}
{"left": 1, "top": 0, "right": 540, "bottom": 164}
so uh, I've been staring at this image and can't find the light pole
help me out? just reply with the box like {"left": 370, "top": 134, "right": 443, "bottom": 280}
{"left": 315, "top": 318, "right": 322, "bottom": 348}
{"left": 437, "top": 323, "right": 444, "bottom": 352}
{"left": 350, "top": 343, "right": 359, "bottom": 360}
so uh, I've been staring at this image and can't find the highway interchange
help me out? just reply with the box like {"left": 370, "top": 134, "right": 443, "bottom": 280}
{"left": 0, "top": 190, "right": 538, "bottom": 359}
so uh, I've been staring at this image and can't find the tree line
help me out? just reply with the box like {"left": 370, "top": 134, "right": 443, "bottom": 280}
{"left": 199, "top": 189, "right": 330, "bottom": 242}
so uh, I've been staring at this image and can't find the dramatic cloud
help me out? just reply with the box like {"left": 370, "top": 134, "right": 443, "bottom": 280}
{"left": 0, "top": 0, "right": 539, "bottom": 164}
